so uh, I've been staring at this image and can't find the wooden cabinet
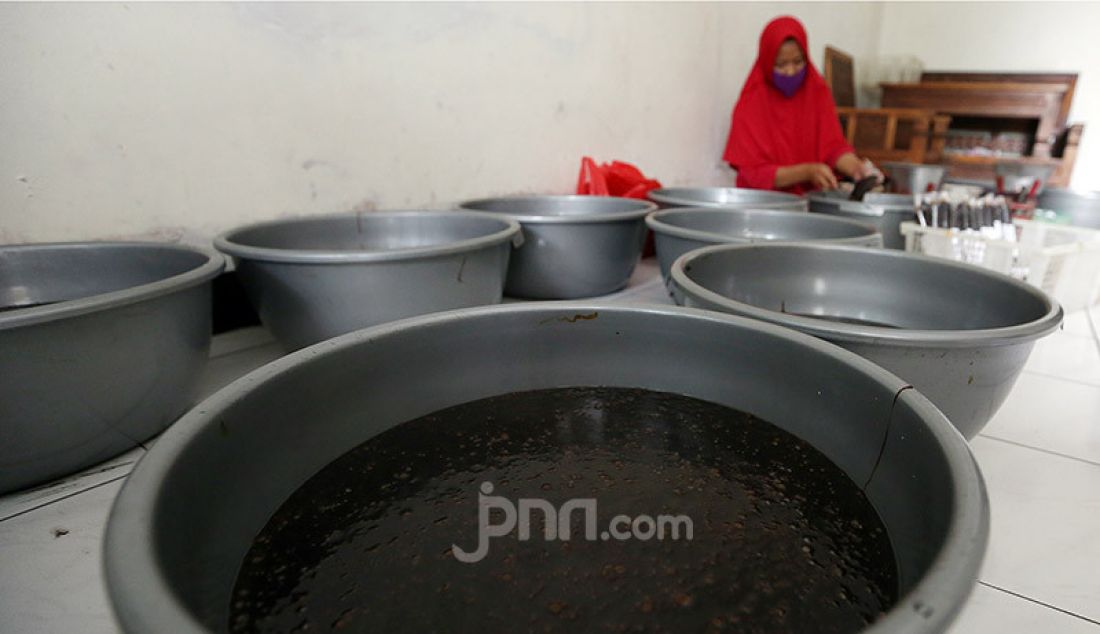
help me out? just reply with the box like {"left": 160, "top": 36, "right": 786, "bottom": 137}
{"left": 880, "top": 73, "right": 1083, "bottom": 187}
{"left": 836, "top": 107, "right": 950, "bottom": 164}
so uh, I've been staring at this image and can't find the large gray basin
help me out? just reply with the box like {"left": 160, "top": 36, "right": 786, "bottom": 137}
{"left": 809, "top": 191, "right": 917, "bottom": 250}
{"left": 215, "top": 210, "right": 520, "bottom": 350}
{"left": 459, "top": 195, "right": 654, "bottom": 299}
{"left": 0, "top": 242, "right": 224, "bottom": 494}
{"left": 648, "top": 186, "right": 806, "bottom": 211}
{"left": 1038, "top": 188, "right": 1100, "bottom": 229}
{"left": 670, "top": 243, "right": 1063, "bottom": 438}
{"left": 105, "top": 303, "right": 987, "bottom": 633}
{"left": 646, "top": 207, "right": 883, "bottom": 279}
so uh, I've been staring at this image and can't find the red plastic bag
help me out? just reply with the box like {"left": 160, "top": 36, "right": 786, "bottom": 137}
{"left": 575, "top": 157, "right": 610, "bottom": 196}
{"left": 575, "top": 157, "right": 661, "bottom": 200}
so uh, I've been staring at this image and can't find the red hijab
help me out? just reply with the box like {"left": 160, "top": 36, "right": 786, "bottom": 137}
{"left": 721, "top": 16, "right": 853, "bottom": 195}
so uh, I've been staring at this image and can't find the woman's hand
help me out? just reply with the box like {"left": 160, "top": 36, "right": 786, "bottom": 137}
{"left": 853, "top": 160, "right": 884, "bottom": 184}
{"left": 774, "top": 162, "right": 838, "bottom": 190}
{"left": 804, "top": 163, "right": 839, "bottom": 190}
{"left": 836, "top": 153, "right": 883, "bottom": 184}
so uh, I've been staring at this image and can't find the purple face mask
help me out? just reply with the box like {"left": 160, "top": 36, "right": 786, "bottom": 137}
{"left": 772, "top": 67, "right": 807, "bottom": 98}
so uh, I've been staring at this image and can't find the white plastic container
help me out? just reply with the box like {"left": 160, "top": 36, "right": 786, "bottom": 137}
{"left": 901, "top": 220, "right": 1100, "bottom": 311}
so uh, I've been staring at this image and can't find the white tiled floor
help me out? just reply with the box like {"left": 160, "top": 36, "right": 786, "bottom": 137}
{"left": 1023, "top": 331, "right": 1100, "bottom": 387}
{"left": 980, "top": 373, "right": 1100, "bottom": 464}
{"left": 948, "top": 584, "right": 1100, "bottom": 634}
{"left": 0, "top": 481, "right": 126, "bottom": 634}
{"left": 1, "top": 257, "right": 1098, "bottom": 632}
{"left": 969, "top": 437, "right": 1100, "bottom": 623}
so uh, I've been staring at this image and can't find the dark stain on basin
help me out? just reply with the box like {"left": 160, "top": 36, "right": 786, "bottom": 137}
{"left": 540, "top": 312, "right": 599, "bottom": 326}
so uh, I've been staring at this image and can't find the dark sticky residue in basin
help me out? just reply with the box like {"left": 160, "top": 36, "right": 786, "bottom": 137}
{"left": 230, "top": 387, "right": 898, "bottom": 632}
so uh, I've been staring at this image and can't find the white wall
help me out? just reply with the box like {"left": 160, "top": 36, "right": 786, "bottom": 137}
{"left": 877, "top": 1, "right": 1100, "bottom": 192}
{"left": 0, "top": 2, "right": 883, "bottom": 245}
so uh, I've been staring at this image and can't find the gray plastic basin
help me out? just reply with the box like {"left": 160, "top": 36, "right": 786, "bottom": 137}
{"left": 808, "top": 191, "right": 918, "bottom": 250}
{"left": 215, "top": 210, "right": 520, "bottom": 350}
{"left": 881, "top": 162, "right": 947, "bottom": 195}
{"left": 0, "top": 242, "right": 224, "bottom": 494}
{"left": 105, "top": 303, "right": 987, "bottom": 634}
{"left": 670, "top": 243, "right": 1063, "bottom": 438}
{"left": 459, "top": 195, "right": 654, "bottom": 299}
{"left": 1038, "top": 188, "right": 1100, "bottom": 229}
{"left": 646, "top": 207, "right": 883, "bottom": 279}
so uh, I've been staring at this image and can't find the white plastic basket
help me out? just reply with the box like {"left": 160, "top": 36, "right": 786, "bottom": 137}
{"left": 901, "top": 220, "right": 1100, "bottom": 312}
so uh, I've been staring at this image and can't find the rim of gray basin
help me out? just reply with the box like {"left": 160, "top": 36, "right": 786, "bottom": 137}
{"left": 459, "top": 195, "right": 656, "bottom": 224}
{"left": 648, "top": 187, "right": 805, "bottom": 209}
{"left": 214, "top": 210, "right": 522, "bottom": 264}
{"left": 103, "top": 302, "right": 988, "bottom": 634}
{"left": 670, "top": 242, "right": 1063, "bottom": 348}
{"left": 0, "top": 241, "right": 224, "bottom": 331}
{"left": 807, "top": 190, "right": 918, "bottom": 216}
{"left": 646, "top": 206, "right": 880, "bottom": 245}
{"left": 881, "top": 161, "right": 948, "bottom": 175}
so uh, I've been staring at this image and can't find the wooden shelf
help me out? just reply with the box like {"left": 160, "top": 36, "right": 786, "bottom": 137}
{"left": 943, "top": 155, "right": 1060, "bottom": 166}
{"left": 878, "top": 73, "right": 1082, "bottom": 187}
{"left": 881, "top": 82, "right": 1067, "bottom": 157}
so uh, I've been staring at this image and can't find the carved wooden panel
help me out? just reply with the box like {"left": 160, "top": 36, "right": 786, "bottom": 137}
{"left": 824, "top": 46, "right": 856, "bottom": 108}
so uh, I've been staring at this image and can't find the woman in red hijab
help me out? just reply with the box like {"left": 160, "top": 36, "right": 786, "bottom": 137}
{"left": 722, "top": 16, "right": 877, "bottom": 195}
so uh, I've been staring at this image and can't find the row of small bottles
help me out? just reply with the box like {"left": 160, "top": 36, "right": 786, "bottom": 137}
{"left": 915, "top": 192, "right": 1017, "bottom": 241}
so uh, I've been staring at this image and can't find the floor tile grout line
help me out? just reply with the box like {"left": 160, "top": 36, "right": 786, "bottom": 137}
{"left": 978, "top": 581, "right": 1100, "bottom": 627}
{"left": 976, "top": 434, "right": 1100, "bottom": 468}
{"left": 0, "top": 473, "right": 131, "bottom": 524}
{"left": 1021, "top": 369, "right": 1100, "bottom": 389}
